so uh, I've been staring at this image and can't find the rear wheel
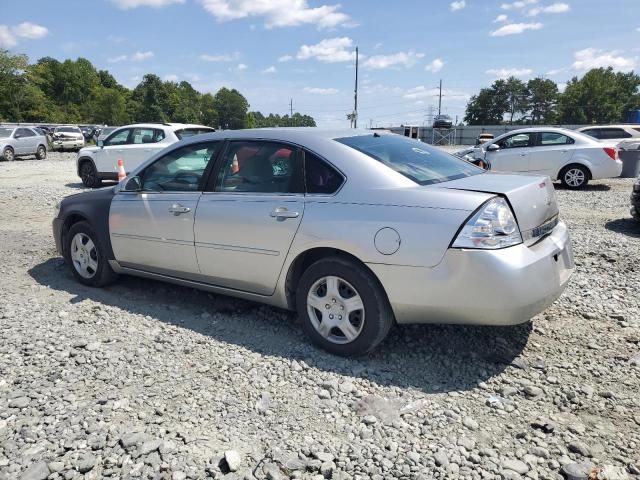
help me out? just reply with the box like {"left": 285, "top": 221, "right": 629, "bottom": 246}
{"left": 2, "top": 147, "right": 14, "bottom": 161}
{"left": 66, "top": 221, "right": 117, "bottom": 287}
{"left": 296, "top": 257, "right": 394, "bottom": 356}
{"left": 79, "top": 160, "right": 102, "bottom": 188}
{"left": 36, "top": 145, "right": 46, "bottom": 160}
{"left": 560, "top": 165, "right": 589, "bottom": 189}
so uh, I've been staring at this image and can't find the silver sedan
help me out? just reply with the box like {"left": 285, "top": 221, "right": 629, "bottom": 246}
{"left": 53, "top": 129, "right": 574, "bottom": 356}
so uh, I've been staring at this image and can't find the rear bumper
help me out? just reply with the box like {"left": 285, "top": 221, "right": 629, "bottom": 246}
{"left": 591, "top": 159, "right": 622, "bottom": 180}
{"left": 368, "top": 221, "right": 574, "bottom": 326}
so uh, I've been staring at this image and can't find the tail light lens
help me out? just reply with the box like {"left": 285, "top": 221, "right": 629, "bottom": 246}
{"left": 451, "top": 197, "right": 522, "bottom": 250}
{"left": 603, "top": 147, "right": 617, "bottom": 161}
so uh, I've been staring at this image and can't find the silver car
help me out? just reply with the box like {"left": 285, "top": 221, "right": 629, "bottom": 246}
{"left": 0, "top": 126, "right": 48, "bottom": 161}
{"left": 53, "top": 129, "right": 574, "bottom": 356}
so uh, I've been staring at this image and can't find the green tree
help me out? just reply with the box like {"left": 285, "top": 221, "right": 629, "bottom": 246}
{"left": 0, "top": 49, "right": 30, "bottom": 121}
{"left": 200, "top": 93, "right": 218, "bottom": 127}
{"left": 132, "top": 74, "right": 168, "bottom": 122}
{"left": 91, "top": 88, "right": 131, "bottom": 125}
{"left": 214, "top": 87, "right": 249, "bottom": 129}
{"left": 464, "top": 88, "right": 502, "bottom": 125}
{"left": 526, "top": 77, "right": 559, "bottom": 124}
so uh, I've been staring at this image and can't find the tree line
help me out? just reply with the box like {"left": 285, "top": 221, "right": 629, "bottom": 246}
{"left": 464, "top": 67, "right": 640, "bottom": 126}
{"left": 0, "top": 49, "right": 316, "bottom": 129}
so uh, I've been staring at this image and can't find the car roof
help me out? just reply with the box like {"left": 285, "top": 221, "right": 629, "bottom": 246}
{"left": 577, "top": 124, "right": 639, "bottom": 130}
{"left": 178, "top": 127, "right": 379, "bottom": 144}
{"left": 113, "top": 123, "right": 214, "bottom": 130}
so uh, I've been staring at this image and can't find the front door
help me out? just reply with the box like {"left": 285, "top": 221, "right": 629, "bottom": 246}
{"left": 109, "top": 141, "right": 220, "bottom": 277}
{"left": 195, "top": 140, "right": 305, "bottom": 295}
{"left": 14, "top": 128, "right": 36, "bottom": 155}
{"left": 529, "top": 131, "right": 575, "bottom": 177}
{"left": 95, "top": 128, "right": 133, "bottom": 175}
{"left": 486, "top": 132, "right": 533, "bottom": 173}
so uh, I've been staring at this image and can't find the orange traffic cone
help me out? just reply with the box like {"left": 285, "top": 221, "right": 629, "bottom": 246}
{"left": 117, "top": 159, "right": 126, "bottom": 182}
{"left": 231, "top": 156, "right": 239, "bottom": 174}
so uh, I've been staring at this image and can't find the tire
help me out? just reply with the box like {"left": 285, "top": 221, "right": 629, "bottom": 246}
{"left": 2, "top": 147, "right": 14, "bottom": 162}
{"left": 79, "top": 160, "right": 102, "bottom": 188}
{"left": 36, "top": 145, "right": 46, "bottom": 160}
{"left": 65, "top": 221, "right": 117, "bottom": 287}
{"left": 296, "top": 256, "right": 394, "bottom": 356}
{"left": 560, "top": 164, "right": 589, "bottom": 189}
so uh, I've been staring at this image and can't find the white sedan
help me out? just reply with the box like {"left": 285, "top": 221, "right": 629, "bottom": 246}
{"left": 475, "top": 127, "right": 622, "bottom": 189}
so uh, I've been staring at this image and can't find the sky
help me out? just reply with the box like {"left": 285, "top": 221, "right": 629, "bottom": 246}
{"left": 1, "top": 0, "right": 639, "bottom": 127}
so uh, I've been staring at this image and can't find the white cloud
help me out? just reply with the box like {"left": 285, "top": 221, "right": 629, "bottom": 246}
{"left": 12, "top": 22, "right": 48, "bottom": 39}
{"left": 278, "top": 54, "right": 293, "bottom": 62}
{"left": 0, "top": 26, "right": 17, "bottom": 48}
{"left": 303, "top": 87, "right": 339, "bottom": 95}
{"left": 546, "top": 67, "right": 567, "bottom": 76}
{"left": 297, "top": 37, "right": 356, "bottom": 63}
{"left": 527, "top": 2, "right": 570, "bottom": 16}
{"left": 0, "top": 22, "right": 49, "bottom": 48}
{"left": 131, "top": 51, "right": 154, "bottom": 61}
{"left": 108, "top": 51, "right": 154, "bottom": 63}
{"left": 490, "top": 22, "right": 543, "bottom": 36}
{"left": 362, "top": 51, "right": 424, "bottom": 70}
{"left": 236, "top": 63, "right": 248, "bottom": 71}
{"left": 450, "top": 1, "right": 465, "bottom": 11}
{"left": 163, "top": 74, "right": 179, "bottom": 81}
{"left": 494, "top": 14, "right": 508, "bottom": 22}
{"left": 425, "top": 58, "right": 444, "bottom": 73}
{"left": 403, "top": 86, "right": 468, "bottom": 100}
{"left": 501, "top": 0, "right": 538, "bottom": 10}
{"left": 557, "top": 82, "right": 567, "bottom": 93}
{"left": 486, "top": 67, "right": 533, "bottom": 78}
{"left": 571, "top": 48, "right": 638, "bottom": 72}
{"left": 261, "top": 66, "right": 277, "bottom": 74}
{"left": 199, "top": 52, "right": 241, "bottom": 62}
{"left": 111, "top": 0, "right": 185, "bottom": 8}
{"left": 199, "top": 0, "right": 351, "bottom": 29}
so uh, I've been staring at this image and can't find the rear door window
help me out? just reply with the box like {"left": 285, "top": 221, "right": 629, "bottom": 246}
{"left": 537, "top": 132, "right": 575, "bottom": 146}
{"left": 599, "top": 128, "right": 632, "bottom": 139}
{"left": 131, "top": 128, "right": 156, "bottom": 144}
{"left": 304, "top": 151, "right": 344, "bottom": 195}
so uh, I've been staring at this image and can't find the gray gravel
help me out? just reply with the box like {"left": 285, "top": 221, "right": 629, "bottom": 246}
{"left": 1, "top": 152, "right": 639, "bottom": 480}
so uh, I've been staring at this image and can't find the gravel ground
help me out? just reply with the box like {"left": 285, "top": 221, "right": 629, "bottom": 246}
{"left": 1, "top": 152, "right": 639, "bottom": 480}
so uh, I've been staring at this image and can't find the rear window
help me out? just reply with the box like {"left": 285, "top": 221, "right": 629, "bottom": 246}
{"left": 0, "top": 127, "right": 14, "bottom": 137}
{"left": 175, "top": 127, "right": 215, "bottom": 140}
{"left": 336, "top": 134, "right": 482, "bottom": 186}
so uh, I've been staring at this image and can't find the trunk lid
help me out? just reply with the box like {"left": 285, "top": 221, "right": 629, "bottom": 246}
{"left": 437, "top": 172, "right": 559, "bottom": 232}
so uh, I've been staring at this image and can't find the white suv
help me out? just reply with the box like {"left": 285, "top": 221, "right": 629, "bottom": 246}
{"left": 76, "top": 123, "right": 215, "bottom": 187}
{"left": 576, "top": 125, "right": 640, "bottom": 148}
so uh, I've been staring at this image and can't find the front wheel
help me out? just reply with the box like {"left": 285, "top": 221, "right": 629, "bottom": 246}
{"left": 36, "top": 145, "right": 46, "bottom": 160}
{"left": 79, "top": 160, "right": 102, "bottom": 188}
{"left": 296, "top": 257, "right": 394, "bottom": 356}
{"left": 66, "top": 221, "right": 117, "bottom": 287}
{"left": 2, "top": 147, "right": 14, "bottom": 161}
{"left": 560, "top": 165, "right": 589, "bottom": 189}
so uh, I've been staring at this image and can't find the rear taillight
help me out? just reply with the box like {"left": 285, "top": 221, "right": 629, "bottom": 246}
{"left": 603, "top": 147, "right": 617, "bottom": 161}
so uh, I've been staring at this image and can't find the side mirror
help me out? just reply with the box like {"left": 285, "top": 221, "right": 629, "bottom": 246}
{"left": 486, "top": 143, "right": 500, "bottom": 152}
{"left": 97, "top": 139, "right": 104, "bottom": 148}
{"left": 122, "top": 176, "right": 142, "bottom": 192}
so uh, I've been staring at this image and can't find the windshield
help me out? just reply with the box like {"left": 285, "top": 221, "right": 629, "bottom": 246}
{"left": 56, "top": 127, "right": 80, "bottom": 133}
{"left": 0, "top": 128, "right": 14, "bottom": 137}
{"left": 336, "top": 134, "right": 482, "bottom": 186}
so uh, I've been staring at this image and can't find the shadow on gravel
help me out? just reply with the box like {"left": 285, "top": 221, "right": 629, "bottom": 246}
{"left": 64, "top": 182, "right": 117, "bottom": 189}
{"left": 605, "top": 218, "right": 640, "bottom": 238}
{"left": 30, "top": 258, "right": 531, "bottom": 394}
{"left": 553, "top": 183, "right": 611, "bottom": 192}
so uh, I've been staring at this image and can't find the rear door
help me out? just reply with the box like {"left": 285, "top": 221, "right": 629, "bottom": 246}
{"left": 529, "top": 131, "right": 575, "bottom": 177}
{"left": 127, "top": 127, "right": 167, "bottom": 170}
{"left": 486, "top": 132, "right": 533, "bottom": 173}
{"left": 109, "top": 141, "right": 220, "bottom": 276}
{"left": 194, "top": 140, "right": 304, "bottom": 295}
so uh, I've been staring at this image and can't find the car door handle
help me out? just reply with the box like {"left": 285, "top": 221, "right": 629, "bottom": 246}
{"left": 270, "top": 207, "right": 299, "bottom": 219}
{"left": 168, "top": 204, "right": 191, "bottom": 215}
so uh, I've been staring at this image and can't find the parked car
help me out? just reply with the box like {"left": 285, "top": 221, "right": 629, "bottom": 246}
{"left": 576, "top": 125, "right": 640, "bottom": 148}
{"left": 0, "top": 126, "right": 48, "bottom": 161}
{"left": 433, "top": 114, "right": 453, "bottom": 129}
{"left": 80, "top": 125, "right": 98, "bottom": 141}
{"left": 76, "top": 123, "right": 215, "bottom": 187}
{"left": 52, "top": 126, "right": 85, "bottom": 152}
{"left": 474, "top": 127, "right": 623, "bottom": 189}
{"left": 54, "top": 129, "right": 574, "bottom": 356}
{"left": 631, "top": 175, "right": 640, "bottom": 221}
{"left": 476, "top": 133, "right": 494, "bottom": 145}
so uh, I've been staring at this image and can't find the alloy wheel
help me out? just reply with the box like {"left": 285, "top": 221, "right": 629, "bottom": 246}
{"left": 306, "top": 276, "right": 365, "bottom": 344}
{"left": 3, "top": 148, "right": 14, "bottom": 161}
{"left": 70, "top": 232, "right": 98, "bottom": 279}
{"left": 80, "top": 163, "right": 96, "bottom": 186}
{"left": 564, "top": 168, "right": 585, "bottom": 188}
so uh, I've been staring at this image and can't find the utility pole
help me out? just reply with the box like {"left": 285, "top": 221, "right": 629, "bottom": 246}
{"left": 290, "top": 98, "right": 294, "bottom": 126}
{"left": 353, "top": 47, "right": 359, "bottom": 128}
{"left": 438, "top": 79, "right": 442, "bottom": 116}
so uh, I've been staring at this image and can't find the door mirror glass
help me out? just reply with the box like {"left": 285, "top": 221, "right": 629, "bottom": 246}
{"left": 122, "top": 176, "right": 142, "bottom": 192}
{"left": 97, "top": 139, "right": 104, "bottom": 148}
{"left": 486, "top": 143, "right": 500, "bottom": 152}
